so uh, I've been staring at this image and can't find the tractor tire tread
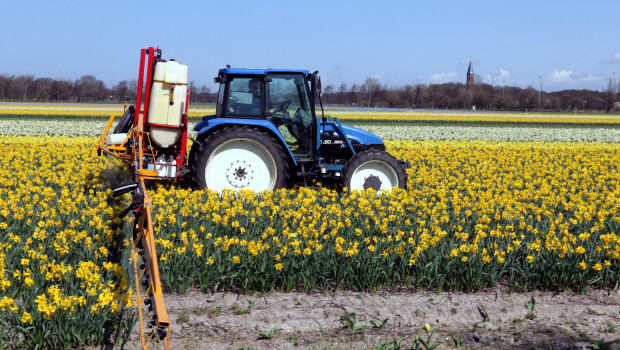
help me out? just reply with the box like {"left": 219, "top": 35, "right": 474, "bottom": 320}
{"left": 191, "top": 125, "right": 289, "bottom": 191}
{"left": 340, "top": 149, "right": 408, "bottom": 190}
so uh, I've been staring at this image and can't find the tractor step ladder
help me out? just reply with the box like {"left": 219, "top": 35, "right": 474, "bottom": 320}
{"left": 129, "top": 180, "right": 170, "bottom": 349}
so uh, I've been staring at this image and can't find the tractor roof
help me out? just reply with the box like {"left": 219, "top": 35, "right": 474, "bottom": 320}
{"left": 219, "top": 68, "right": 310, "bottom": 76}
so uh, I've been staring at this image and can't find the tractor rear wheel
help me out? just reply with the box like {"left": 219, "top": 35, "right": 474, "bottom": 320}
{"left": 340, "top": 150, "right": 407, "bottom": 191}
{"left": 191, "top": 126, "right": 289, "bottom": 192}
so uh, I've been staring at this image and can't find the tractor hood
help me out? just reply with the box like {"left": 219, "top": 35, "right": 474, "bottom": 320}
{"left": 321, "top": 121, "right": 384, "bottom": 146}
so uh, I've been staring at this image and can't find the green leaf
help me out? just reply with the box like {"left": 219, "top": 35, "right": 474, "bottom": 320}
{"left": 478, "top": 305, "right": 489, "bottom": 322}
{"left": 526, "top": 296, "right": 536, "bottom": 311}
{"left": 351, "top": 325, "right": 368, "bottom": 335}
{"left": 370, "top": 318, "right": 389, "bottom": 329}
{"left": 426, "top": 341, "right": 442, "bottom": 350}
{"left": 257, "top": 327, "right": 276, "bottom": 340}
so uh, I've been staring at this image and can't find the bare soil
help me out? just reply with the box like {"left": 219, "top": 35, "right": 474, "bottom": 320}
{"left": 97, "top": 288, "right": 620, "bottom": 350}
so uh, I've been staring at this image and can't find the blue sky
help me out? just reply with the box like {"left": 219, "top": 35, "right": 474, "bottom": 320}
{"left": 2, "top": 0, "right": 620, "bottom": 92}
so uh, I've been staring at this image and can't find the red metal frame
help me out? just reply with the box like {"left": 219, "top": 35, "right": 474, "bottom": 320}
{"left": 134, "top": 47, "right": 158, "bottom": 128}
{"left": 132, "top": 47, "right": 189, "bottom": 179}
{"left": 147, "top": 122, "right": 185, "bottom": 129}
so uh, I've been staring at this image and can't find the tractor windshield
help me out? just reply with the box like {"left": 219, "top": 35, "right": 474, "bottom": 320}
{"left": 266, "top": 74, "right": 315, "bottom": 160}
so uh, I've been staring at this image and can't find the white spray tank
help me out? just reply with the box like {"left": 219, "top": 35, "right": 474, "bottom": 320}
{"left": 148, "top": 60, "right": 188, "bottom": 148}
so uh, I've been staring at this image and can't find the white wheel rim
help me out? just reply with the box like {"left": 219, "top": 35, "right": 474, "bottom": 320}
{"left": 205, "top": 138, "right": 277, "bottom": 192}
{"left": 349, "top": 160, "right": 399, "bottom": 191}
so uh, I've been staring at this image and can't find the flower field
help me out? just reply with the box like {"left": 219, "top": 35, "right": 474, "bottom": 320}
{"left": 0, "top": 106, "right": 619, "bottom": 348}
{"left": 0, "top": 136, "right": 135, "bottom": 348}
{"left": 3, "top": 118, "right": 620, "bottom": 143}
{"left": 3, "top": 104, "right": 620, "bottom": 124}
{"left": 353, "top": 123, "right": 620, "bottom": 142}
{"left": 2, "top": 113, "right": 620, "bottom": 144}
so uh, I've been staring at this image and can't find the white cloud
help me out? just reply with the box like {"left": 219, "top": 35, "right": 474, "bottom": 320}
{"left": 599, "top": 53, "right": 620, "bottom": 64}
{"left": 428, "top": 72, "right": 459, "bottom": 83}
{"left": 484, "top": 69, "right": 510, "bottom": 84}
{"left": 548, "top": 70, "right": 598, "bottom": 83}
{"left": 568, "top": 72, "right": 598, "bottom": 82}
{"left": 549, "top": 70, "right": 572, "bottom": 82}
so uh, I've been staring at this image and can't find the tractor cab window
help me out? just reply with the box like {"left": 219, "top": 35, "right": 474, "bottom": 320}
{"left": 226, "top": 77, "right": 262, "bottom": 117}
{"left": 266, "top": 74, "right": 315, "bottom": 160}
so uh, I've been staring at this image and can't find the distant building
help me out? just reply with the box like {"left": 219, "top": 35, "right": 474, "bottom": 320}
{"left": 466, "top": 60, "right": 475, "bottom": 86}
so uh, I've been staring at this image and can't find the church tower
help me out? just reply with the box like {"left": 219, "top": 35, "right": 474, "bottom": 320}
{"left": 466, "top": 60, "right": 475, "bottom": 85}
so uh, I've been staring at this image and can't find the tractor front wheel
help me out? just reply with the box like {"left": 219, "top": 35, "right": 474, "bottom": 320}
{"left": 340, "top": 150, "right": 407, "bottom": 191}
{"left": 191, "top": 126, "right": 289, "bottom": 192}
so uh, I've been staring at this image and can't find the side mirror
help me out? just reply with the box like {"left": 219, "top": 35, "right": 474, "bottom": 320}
{"left": 215, "top": 74, "right": 228, "bottom": 83}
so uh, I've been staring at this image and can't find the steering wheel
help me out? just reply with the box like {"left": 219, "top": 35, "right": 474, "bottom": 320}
{"left": 273, "top": 99, "right": 292, "bottom": 114}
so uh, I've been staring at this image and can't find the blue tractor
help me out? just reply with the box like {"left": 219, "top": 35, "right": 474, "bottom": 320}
{"left": 189, "top": 68, "right": 408, "bottom": 192}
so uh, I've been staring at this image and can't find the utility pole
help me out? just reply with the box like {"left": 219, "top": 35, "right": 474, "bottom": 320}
{"left": 614, "top": 72, "right": 616, "bottom": 102}
{"left": 607, "top": 73, "right": 616, "bottom": 112}
{"left": 538, "top": 76, "right": 542, "bottom": 109}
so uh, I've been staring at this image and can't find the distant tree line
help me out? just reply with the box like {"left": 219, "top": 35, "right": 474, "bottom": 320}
{"left": 321, "top": 76, "right": 619, "bottom": 113}
{"left": 1, "top": 73, "right": 618, "bottom": 112}
{"left": 0, "top": 74, "right": 215, "bottom": 104}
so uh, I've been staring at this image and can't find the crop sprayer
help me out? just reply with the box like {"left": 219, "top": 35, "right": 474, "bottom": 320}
{"left": 96, "top": 47, "right": 408, "bottom": 349}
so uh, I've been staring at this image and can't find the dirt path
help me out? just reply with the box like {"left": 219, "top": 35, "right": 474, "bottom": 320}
{"left": 102, "top": 288, "right": 620, "bottom": 350}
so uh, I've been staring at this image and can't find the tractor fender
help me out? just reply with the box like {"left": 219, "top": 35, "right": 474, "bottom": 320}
{"left": 194, "top": 116, "right": 298, "bottom": 166}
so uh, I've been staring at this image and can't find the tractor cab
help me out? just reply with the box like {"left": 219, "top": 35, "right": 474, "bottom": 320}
{"left": 214, "top": 68, "right": 318, "bottom": 161}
